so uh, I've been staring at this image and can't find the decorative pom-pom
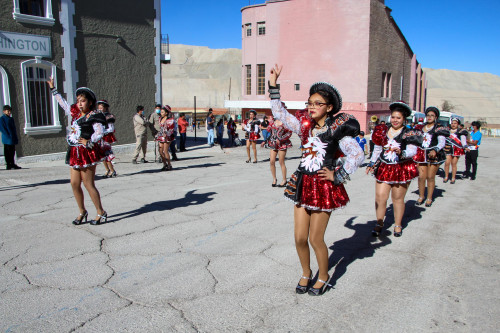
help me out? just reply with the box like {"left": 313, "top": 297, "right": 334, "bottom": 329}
{"left": 372, "top": 124, "right": 388, "bottom": 146}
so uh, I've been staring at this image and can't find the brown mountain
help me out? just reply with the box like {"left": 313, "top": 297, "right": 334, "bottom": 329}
{"left": 424, "top": 68, "right": 500, "bottom": 126}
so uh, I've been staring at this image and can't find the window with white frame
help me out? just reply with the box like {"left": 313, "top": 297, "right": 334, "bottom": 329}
{"left": 21, "top": 59, "right": 61, "bottom": 134}
{"left": 12, "top": 0, "right": 55, "bottom": 26}
{"left": 257, "top": 22, "right": 266, "bottom": 36}
{"left": 0, "top": 65, "right": 11, "bottom": 110}
{"left": 245, "top": 23, "right": 252, "bottom": 37}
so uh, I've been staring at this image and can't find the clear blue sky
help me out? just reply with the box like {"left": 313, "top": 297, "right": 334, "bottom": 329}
{"left": 161, "top": 0, "right": 500, "bottom": 76}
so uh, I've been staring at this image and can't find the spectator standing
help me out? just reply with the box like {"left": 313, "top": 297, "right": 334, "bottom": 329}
{"left": 368, "top": 115, "right": 379, "bottom": 158}
{"left": 260, "top": 116, "right": 271, "bottom": 141}
{"left": 132, "top": 105, "right": 148, "bottom": 164}
{"left": 0, "top": 105, "right": 21, "bottom": 170}
{"left": 148, "top": 104, "right": 162, "bottom": 163}
{"left": 206, "top": 109, "right": 215, "bottom": 147}
{"left": 216, "top": 118, "right": 225, "bottom": 149}
{"left": 356, "top": 131, "right": 367, "bottom": 155}
{"left": 227, "top": 117, "right": 236, "bottom": 147}
{"left": 464, "top": 121, "right": 482, "bottom": 180}
{"left": 177, "top": 113, "right": 188, "bottom": 151}
{"left": 168, "top": 111, "right": 179, "bottom": 161}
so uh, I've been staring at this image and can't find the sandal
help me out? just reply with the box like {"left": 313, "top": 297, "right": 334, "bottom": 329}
{"left": 415, "top": 197, "right": 425, "bottom": 206}
{"left": 246, "top": 159, "right": 251, "bottom": 163}
{"left": 443, "top": 178, "right": 449, "bottom": 183}
{"left": 308, "top": 275, "right": 332, "bottom": 296}
{"left": 450, "top": 179, "right": 455, "bottom": 184}
{"left": 295, "top": 274, "right": 312, "bottom": 294}
{"left": 272, "top": 179, "right": 277, "bottom": 187}
{"left": 393, "top": 225, "right": 403, "bottom": 237}
{"left": 425, "top": 199, "right": 433, "bottom": 207}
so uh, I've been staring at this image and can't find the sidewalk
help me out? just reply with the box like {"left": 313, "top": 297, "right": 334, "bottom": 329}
{"left": 0, "top": 134, "right": 499, "bottom": 332}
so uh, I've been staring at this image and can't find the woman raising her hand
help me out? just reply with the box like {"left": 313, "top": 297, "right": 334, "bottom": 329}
{"left": 269, "top": 64, "right": 364, "bottom": 296}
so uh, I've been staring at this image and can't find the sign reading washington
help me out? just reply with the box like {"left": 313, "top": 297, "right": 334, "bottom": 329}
{"left": 0, "top": 31, "right": 51, "bottom": 58}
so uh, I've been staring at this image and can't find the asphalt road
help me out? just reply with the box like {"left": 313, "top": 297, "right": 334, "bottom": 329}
{"left": 1, "top": 133, "right": 499, "bottom": 332}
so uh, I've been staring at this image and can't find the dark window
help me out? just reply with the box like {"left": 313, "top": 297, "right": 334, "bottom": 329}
{"left": 257, "top": 64, "right": 265, "bottom": 95}
{"left": 294, "top": 84, "right": 300, "bottom": 91}
{"left": 246, "top": 23, "right": 252, "bottom": 37}
{"left": 20, "top": 0, "right": 44, "bottom": 17}
{"left": 246, "top": 65, "right": 252, "bottom": 95}
{"left": 258, "top": 22, "right": 266, "bottom": 36}
{"left": 25, "top": 65, "right": 52, "bottom": 127}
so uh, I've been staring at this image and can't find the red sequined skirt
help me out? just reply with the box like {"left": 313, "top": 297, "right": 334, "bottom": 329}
{"left": 68, "top": 145, "right": 105, "bottom": 169}
{"left": 284, "top": 171, "right": 349, "bottom": 212}
{"left": 374, "top": 160, "right": 418, "bottom": 184}
{"left": 156, "top": 134, "right": 175, "bottom": 143}
{"left": 100, "top": 141, "right": 115, "bottom": 162}
{"left": 249, "top": 132, "right": 261, "bottom": 141}
{"left": 103, "top": 133, "right": 116, "bottom": 143}
{"left": 450, "top": 146, "right": 464, "bottom": 157}
{"left": 413, "top": 147, "right": 445, "bottom": 165}
{"left": 265, "top": 139, "right": 292, "bottom": 151}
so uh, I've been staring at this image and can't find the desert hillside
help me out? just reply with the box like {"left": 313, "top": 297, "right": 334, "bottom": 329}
{"left": 162, "top": 44, "right": 242, "bottom": 109}
{"left": 424, "top": 68, "right": 500, "bottom": 125}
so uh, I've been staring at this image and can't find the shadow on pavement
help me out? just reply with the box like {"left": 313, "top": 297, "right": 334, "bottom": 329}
{"left": 121, "top": 162, "right": 225, "bottom": 176}
{"left": 411, "top": 187, "right": 446, "bottom": 203}
{"left": 324, "top": 217, "right": 392, "bottom": 293}
{"left": 108, "top": 190, "right": 217, "bottom": 222}
{"left": 0, "top": 178, "right": 69, "bottom": 191}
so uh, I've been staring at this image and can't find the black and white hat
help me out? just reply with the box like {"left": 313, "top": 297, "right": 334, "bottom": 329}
{"left": 425, "top": 106, "right": 440, "bottom": 118}
{"left": 309, "top": 82, "right": 343, "bottom": 115}
{"left": 389, "top": 100, "right": 412, "bottom": 118}
{"left": 75, "top": 87, "right": 97, "bottom": 103}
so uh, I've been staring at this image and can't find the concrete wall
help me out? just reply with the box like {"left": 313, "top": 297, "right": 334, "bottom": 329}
{"left": 162, "top": 44, "right": 242, "bottom": 109}
{"left": 72, "top": 0, "right": 157, "bottom": 145}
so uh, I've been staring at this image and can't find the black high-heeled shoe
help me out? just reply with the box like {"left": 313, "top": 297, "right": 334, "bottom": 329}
{"left": 295, "top": 274, "right": 312, "bottom": 294}
{"left": 90, "top": 212, "right": 107, "bottom": 225}
{"left": 73, "top": 211, "right": 88, "bottom": 225}
{"left": 246, "top": 159, "right": 251, "bottom": 163}
{"left": 415, "top": 197, "right": 425, "bottom": 206}
{"left": 308, "top": 276, "right": 332, "bottom": 296}
{"left": 272, "top": 179, "right": 277, "bottom": 187}
{"left": 393, "top": 225, "right": 403, "bottom": 237}
{"left": 110, "top": 171, "right": 117, "bottom": 177}
{"left": 425, "top": 199, "right": 433, "bottom": 207}
{"left": 372, "top": 221, "right": 384, "bottom": 237}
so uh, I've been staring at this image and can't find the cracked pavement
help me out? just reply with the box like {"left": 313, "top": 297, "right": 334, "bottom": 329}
{"left": 1, "top": 134, "right": 499, "bottom": 332}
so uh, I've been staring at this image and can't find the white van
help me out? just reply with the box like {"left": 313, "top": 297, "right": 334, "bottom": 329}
{"left": 407, "top": 111, "right": 426, "bottom": 125}
{"left": 437, "top": 111, "right": 464, "bottom": 127}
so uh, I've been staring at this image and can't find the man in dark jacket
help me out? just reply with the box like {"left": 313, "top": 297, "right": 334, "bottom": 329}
{"left": 0, "top": 105, "right": 21, "bottom": 169}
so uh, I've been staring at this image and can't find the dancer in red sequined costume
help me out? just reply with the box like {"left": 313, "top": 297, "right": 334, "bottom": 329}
{"left": 97, "top": 100, "right": 117, "bottom": 178}
{"left": 243, "top": 110, "right": 261, "bottom": 163}
{"left": 47, "top": 77, "right": 107, "bottom": 226}
{"left": 262, "top": 117, "right": 292, "bottom": 187}
{"left": 443, "top": 118, "right": 468, "bottom": 184}
{"left": 269, "top": 65, "right": 364, "bottom": 296}
{"left": 155, "top": 106, "right": 175, "bottom": 171}
{"left": 413, "top": 107, "right": 449, "bottom": 207}
{"left": 366, "top": 101, "right": 423, "bottom": 237}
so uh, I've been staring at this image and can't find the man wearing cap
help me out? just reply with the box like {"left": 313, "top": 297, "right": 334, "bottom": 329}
{"left": 132, "top": 105, "right": 148, "bottom": 164}
{"left": 0, "top": 105, "right": 21, "bottom": 170}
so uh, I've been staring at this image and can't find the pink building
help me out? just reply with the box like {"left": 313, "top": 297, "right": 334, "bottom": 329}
{"left": 225, "top": 0, "right": 426, "bottom": 131}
